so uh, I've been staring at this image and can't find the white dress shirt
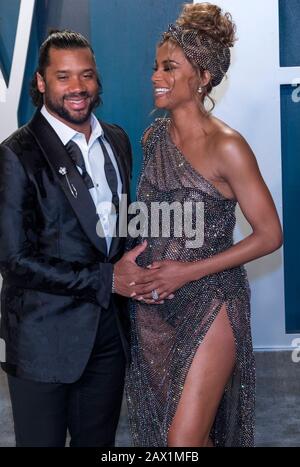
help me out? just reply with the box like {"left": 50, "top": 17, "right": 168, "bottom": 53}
{"left": 41, "top": 105, "right": 122, "bottom": 252}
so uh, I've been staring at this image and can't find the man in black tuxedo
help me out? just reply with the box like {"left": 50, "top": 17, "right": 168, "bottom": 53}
{"left": 0, "top": 30, "right": 149, "bottom": 447}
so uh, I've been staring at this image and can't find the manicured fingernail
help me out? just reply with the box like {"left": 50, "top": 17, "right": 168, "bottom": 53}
{"left": 130, "top": 292, "right": 136, "bottom": 297}
{"left": 129, "top": 282, "right": 136, "bottom": 286}
{"left": 147, "top": 265, "right": 152, "bottom": 269}
{"left": 137, "top": 296, "right": 144, "bottom": 301}
{"left": 169, "top": 294, "right": 175, "bottom": 299}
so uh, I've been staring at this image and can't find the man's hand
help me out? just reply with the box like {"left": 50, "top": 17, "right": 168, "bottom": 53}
{"left": 113, "top": 241, "right": 150, "bottom": 297}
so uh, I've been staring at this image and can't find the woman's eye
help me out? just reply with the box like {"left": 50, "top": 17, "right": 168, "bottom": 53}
{"left": 152, "top": 67, "right": 174, "bottom": 72}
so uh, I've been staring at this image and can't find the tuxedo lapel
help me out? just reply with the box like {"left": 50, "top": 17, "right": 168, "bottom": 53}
{"left": 28, "top": 111, "right": 108, "bottom": 256}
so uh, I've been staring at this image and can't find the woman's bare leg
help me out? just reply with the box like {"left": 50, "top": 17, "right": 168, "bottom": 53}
{"left": 167, "top": 305, "right": 236, "bottom": 447}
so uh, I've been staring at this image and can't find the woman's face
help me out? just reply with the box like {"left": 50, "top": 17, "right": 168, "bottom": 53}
{"left": 152, "top": 41, "right": 199, "bottom": 111}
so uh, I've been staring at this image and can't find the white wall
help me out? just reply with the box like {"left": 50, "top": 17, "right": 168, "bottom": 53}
{"left": 194, "top": 0, "right": 299, "bottom": 348}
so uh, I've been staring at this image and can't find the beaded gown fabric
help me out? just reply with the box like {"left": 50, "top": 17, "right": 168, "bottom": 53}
{"left": 125, "top": 118, "right": 255, "bottom": 447}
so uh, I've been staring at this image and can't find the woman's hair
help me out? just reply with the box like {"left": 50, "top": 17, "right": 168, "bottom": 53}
{"left": 30, "top": 29, "right": 102, "bottom": 108}
{"left": 161, "top": 2, "right": 236, "bottom": 112}
{"left": 177, "top": 2, "right": 236, "bottom": 48}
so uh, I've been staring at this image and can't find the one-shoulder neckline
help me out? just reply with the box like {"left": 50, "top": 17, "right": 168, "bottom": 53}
{"left": 163, "top": 118, "right": 236, "bottom": 203}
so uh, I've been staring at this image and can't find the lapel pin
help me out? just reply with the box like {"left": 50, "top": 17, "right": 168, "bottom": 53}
{"left": 58, "top": 166, "right": 78, "bottom": 199}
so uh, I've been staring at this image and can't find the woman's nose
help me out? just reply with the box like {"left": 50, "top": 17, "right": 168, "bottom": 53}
{"left": 152, "top": 69, "right": 162, "bottom": 84}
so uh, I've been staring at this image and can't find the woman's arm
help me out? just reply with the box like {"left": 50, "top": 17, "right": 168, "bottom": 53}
{"left": 187, "top": 132, "right": 283, "bottom": 279}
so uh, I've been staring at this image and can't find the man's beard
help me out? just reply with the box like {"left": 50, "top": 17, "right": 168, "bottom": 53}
{"left": 44, "top": 90, "right": 99, "bottom": 125}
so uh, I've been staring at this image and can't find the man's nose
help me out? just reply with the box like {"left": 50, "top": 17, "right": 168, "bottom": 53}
{"left": 68, "top": 76, "right": 86, "bottom": 93}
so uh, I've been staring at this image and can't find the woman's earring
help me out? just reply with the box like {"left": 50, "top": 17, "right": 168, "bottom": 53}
{"left": 197, "top": 86, "right": 203, "bottom": 94}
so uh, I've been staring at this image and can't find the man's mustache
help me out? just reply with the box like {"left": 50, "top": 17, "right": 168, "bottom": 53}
{"left": 63, "top": 92, "right": 91, "bottom": 100}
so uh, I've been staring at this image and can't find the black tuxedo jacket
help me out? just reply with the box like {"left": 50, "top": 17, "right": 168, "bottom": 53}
{"left": 0, "top": 111, "right": 132, "bottom": 383}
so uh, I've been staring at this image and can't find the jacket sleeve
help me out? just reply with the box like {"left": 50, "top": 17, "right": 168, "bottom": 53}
{"left": 0, "top": 144, "right": 113, "bottom": 309}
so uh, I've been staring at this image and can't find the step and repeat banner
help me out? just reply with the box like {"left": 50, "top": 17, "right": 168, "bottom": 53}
{"left": 0, "top": 0, "right": 299, "bottom": 349}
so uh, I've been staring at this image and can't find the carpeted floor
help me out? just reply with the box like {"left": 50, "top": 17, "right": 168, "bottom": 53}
{"left": 0, "top": 351, "right": 299, "bottom": 447}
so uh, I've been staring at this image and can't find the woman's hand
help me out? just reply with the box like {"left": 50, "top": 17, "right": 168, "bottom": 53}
{"left": 132, "top": 260, "right": 196, "bottom": 303}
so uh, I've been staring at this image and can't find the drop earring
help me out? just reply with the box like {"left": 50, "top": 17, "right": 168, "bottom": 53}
{"left": 197, "top": 86, "right": 203, "bottom": 94}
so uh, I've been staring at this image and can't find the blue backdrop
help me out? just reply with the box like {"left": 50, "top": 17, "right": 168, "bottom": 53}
{"left": 279, "top": 0, "right": 300, "bottom": 67}
{"left": 15, "top": 0, "right": 187, "bottom": 195}
{"left": 0, "top": 0, "right": 20, "bottom": 85}
{"left": 0, "top": 0, "right": 298, "bottom": 332}
{"left": 90, "top": 0, "right": 185, "bottom": 192}
{"left": 279, "top": 0, "right": 300, "bottom": 332}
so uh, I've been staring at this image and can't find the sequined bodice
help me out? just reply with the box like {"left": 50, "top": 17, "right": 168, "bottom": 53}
{"left": 134, "top": 118, "right": 248, "bottom": 297}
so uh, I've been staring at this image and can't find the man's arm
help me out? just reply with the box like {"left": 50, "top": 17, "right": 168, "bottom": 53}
{"left": 0, "top": 144, "right": 113, "bottom": 309}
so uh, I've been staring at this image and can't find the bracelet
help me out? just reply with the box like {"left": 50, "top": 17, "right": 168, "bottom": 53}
{"left": 112, "top": 270, "right": 115, "bottom": 293}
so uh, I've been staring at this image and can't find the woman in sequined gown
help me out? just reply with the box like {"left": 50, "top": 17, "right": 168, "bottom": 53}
{"left": 124, "top": 3, "right": 282, "bottom": 447}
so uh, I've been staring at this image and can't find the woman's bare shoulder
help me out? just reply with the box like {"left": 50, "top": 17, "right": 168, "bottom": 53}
{"left": 211, "top": 118, "right": 255, "bottom": 161}
{"left": 207, "top": 117, "right": 260, "bottom": 182}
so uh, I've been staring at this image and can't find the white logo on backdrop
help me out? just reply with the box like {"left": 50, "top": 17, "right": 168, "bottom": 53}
{"left": 0, "top": 0, "right": 35, "bottom": 142}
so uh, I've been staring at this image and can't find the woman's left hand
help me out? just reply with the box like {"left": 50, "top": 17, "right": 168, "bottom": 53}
{"left": 132, "top": 260, "right": 194, "bottom": 304}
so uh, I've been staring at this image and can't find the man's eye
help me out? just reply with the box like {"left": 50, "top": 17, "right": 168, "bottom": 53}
{"left": 58, "top": 76, "right": 67, "bottom": 80}
{"left": 83, "top": 74, "right": 93, "bottom": 79}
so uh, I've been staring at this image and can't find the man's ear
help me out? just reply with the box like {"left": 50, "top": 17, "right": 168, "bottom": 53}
{"left": 36, "top": 72, "right": 46, "bottom": 94}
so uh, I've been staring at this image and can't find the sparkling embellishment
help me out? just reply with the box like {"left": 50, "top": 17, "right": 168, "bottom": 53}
{"left": 59, "top": 166, "right": 67, "bottom": 176}
{"left": 125, "top": 118, "right": 255, "bottom": 448}
{"left": 151, "top": 289, "right": 159, "bottom": 301}
{"left": 58, "top": 166, "right": 77, "bottom": 198}
{"left": 161, "top": 23, "right": 232, "bottom": 88}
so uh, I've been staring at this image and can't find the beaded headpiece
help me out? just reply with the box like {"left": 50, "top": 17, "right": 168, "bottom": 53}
{"left": 162, "top": 23, "right": 231, "bottom": 87}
